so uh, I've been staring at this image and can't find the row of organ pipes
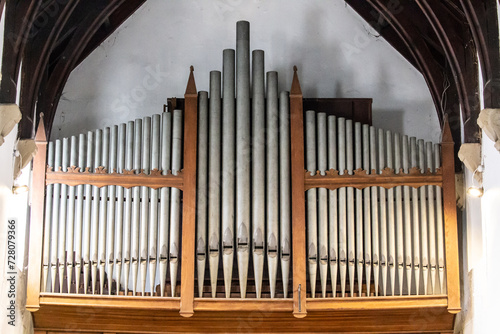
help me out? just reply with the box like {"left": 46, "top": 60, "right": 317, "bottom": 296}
{"left": 196, "top": 21, "right": 291, "bottom": 298}
{"left": 41, "top": 20, "right": 446, "bottom": 299}
{"left": 305, "top": 111, "right": 446, "bottom": 297}
{"left": 43, "top": 111, "right": 184, "bottom": 296}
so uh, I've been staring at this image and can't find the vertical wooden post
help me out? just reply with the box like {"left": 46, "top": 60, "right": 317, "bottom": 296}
{"left": 180, "top": 66, "right": 197, "bottom": 317}
{"left": 26, "top": 115, "right": 47, "bottom": 312}
{"left": 441, "top": 115, "right": 461, "bottom": 313}
{"left": 290, "top": 67, "right": 307, "bottom": 318}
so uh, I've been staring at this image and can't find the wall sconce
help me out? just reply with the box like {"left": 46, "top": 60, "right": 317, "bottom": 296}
{"left": 12, "top": 184, "right": 29, "bottom": 195}
{"left": 467, "top": 165, "right": 484, "bottom": 198}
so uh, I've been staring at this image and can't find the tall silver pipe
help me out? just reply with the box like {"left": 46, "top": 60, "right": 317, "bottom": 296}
{"left": 402, "top": 136, "right": 412, "bottom": 295}
{"left": 252, "top": 50, "right": 265, "bottom": 298}
{"left": 66, "top": 136, "right": 77, "bottom": 293}
{"left": 208, "top": 71, "right": 221, "bottom": 298}
{"left": 43, "top": 141, "right": 54, "bottom": 292}
{"left": 140, "top": 117, "right": 151, "bottom": 295}
{"left": 58, "top": 138, "right": 69, "bottom": 293}
{"left": 328, "top": 116, "right": 338, "bottom": 297}
{"left": 236, "top": 20, "right": 251, "bottom": 298}
{"left": 362, "top": 124, "right": 372, "bottom": 296}
{"left": 426, "top": 142, "right": 437, "bottom": 294}
{"left": 394, "top": 133, "right": 404, "bottom": 295}
{"left": 98, "top": 128, "right": 110, "bottom": 294}
{"left": 378, "top": 129, "right": 387, "bottom": 296}
{"left": 196, "top": 94, "right": 208, "bottom": 297}
{"left": 418, "top": 139, "right": 429, "bottom": 294}
{"left": 159, "top": 113, "right": 172, "bottom": 296}
{"left": 266, "top": 71, "right": 279, "bottom": 298}
{"left": 279, "top": 91, "right": 291, "bottom": 298}
{"left": 346, "top": 120, "right": 355, "bottom": 297}
{"left": 115, "top": 124, "right": 126, "bottom": 295}
{"left": 50, "top": 139, "right": 61, "bottom": 292}
{"left": 222, "top": 49, "right": 236, "bottom": 298}
{"left": 131, "top": 120, "right": 142, "bottom": 295}
{"left": 317, "top": 113, "right": 329, "bottom": 298}
{"left": 305, "top": 110, "right": 318, "bottom": 298}
{"left": 338, "top": 118, "right": 347, "bottom": 297}
{"left": 169, "top": 109, "right": 183, "bottom": 297}
{"left": 107, "top": 126, "right": 117, "bottom": 295}
{"left": 123, "top": 122, "right": 134, "bottom": 295}
{"left": 75, "top": 134, "right": 86, "bottom": 294}
{"left": 386, "top": 130, "right": 395, "bottom": 296}
{"left": 434, "top": 144, "right": 445, "bottom": 293}
{"left": 410, "top": 137, "right": 420, "bottom": 295}
{"left": 369, "top": 127, "right": 379, "bottom": 296}
{"left": 149, "top": 115, "right": 161, "bottom": 295}
{"left": 83, "top": 132, "right": 94, "bottom": 294}
{"left": 91, "top": 129, "right": 103, "bottom": 294}
{"left": 354, "top": 122, "right": 364, "bottom": 297}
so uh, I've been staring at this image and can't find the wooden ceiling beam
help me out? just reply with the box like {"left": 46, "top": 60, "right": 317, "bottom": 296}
{"left": 0, "top": 0, "right": 43, "bottom": 103}
{"left": 36, "top": 0, "right": 128, "bottom": 137}
{"left": 347, "top": 0, "right": 450, "bottom": 127}
{"left": 460, "top": 0, "right": 500, "bottom": 109}
{"left": 17, "top": 0, "right": 80, "bottom": 138}
{"left": 76, "top": 0, "right": 147, "bottom": 67}
{"left": 415, "top": 0, "right": 481, "bottom": 142}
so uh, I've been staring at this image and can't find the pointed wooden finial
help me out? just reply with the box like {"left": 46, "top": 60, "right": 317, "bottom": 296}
{"left": 35, "top": 113, "right": 47, "bottom": 142}
{"left": 441, "top": 113, "right": 454, "bottom": 144}
{"left": 291, "top": 66, "right": 302, "bottom": 96}
{"left": 185, "top": 66, "right": 197, "bottom": 96}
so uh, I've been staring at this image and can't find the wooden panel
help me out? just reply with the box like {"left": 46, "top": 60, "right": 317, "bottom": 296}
{"left": 33, "top": 303, "right": 455, "bottom": 333}
{"left": 289, "top": 67, "right": 307, "bottom": 318}
{"left": 39, "top": 294, "right": 180, "bottom": 310}
{"left": 440, "top": 116, "right": 460, "bottom": 313}
{"left": 27, "top": 118, "right": 48, "bottom": 311}
{"left": 179, "top": 66, "right": 197, "bottom": 317}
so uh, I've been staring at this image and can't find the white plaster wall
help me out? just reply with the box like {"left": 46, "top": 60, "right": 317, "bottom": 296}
{"left": 53, "top": 0, "right": 440, "bottom": 142}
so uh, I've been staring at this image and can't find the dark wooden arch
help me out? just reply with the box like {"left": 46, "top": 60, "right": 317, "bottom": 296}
{"left": 1, "top": 1, "right": 499, "bottom": 152}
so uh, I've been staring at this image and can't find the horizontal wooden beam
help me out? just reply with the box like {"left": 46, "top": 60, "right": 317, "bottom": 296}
{"left": 45, "top": 168, "right": 184, "bottom": 190}
{"left": 304, "top": 167, "right": 443, "bottom": 191}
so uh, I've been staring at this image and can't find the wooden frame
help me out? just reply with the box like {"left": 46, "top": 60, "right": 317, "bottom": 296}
{"left": 28, "top": 67, "right": 461, "bottom": 333}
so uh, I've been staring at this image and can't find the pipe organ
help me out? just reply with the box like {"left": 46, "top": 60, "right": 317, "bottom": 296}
{"left": 28, "top": 21, "right": 460, "bottom": 334}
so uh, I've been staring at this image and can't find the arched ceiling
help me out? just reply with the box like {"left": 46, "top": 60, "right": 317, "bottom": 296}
{"left": 1, "top": 0, "right": 499, "bottom": 161}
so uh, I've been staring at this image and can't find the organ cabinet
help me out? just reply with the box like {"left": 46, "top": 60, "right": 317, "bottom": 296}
{"left": 27, "top": 21, "right": 460, "bottom": 333}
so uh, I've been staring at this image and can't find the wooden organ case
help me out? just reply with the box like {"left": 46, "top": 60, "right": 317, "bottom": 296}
{"left": 27, "top": 21, "right": 460, "bottom": 334}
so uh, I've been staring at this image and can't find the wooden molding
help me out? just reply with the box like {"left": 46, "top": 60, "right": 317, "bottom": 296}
{"left": 45, "top": 167, "right": 184, "bottom": 190}
{"left": 304, "top": 167, "right": 443, "bottom": 191}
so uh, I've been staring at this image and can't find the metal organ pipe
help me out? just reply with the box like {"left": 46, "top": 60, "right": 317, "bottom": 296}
{"left": 159, "top": 112, "right": 172, "bottom": 297}
{"left": 75, "top": 135, "right": 86, "bottom": 294}
{"left": 196, "top": 94, "right": 208, "bottom": 298}
{"left": 386, "top": 130, "right": 396, "bottom": 296}
{"left": 328, "top": 116, "right": 338, "bottom": 297}
{"left": 50, "top": 139, "right": 61, "bottom": 293}
{"left": 378, "top": 129, "right": 387, "bottom": 296}
{"left": 236, "top": 20, "right": 251, "bottom": 298}
{"left": 131, "top": 121, "right": 142, "bottom": 295}
{"left": 115, "top": 124, "right": 126, "bottom": 295}
{"left": 393, "top": 133, "right": 404, "bottom": 295}
{"left": 317, "top": 112, "right": 328, "bottom": 298}
{"left": 99, "top": 128, "right": 110, "bottom": 294}
{"left": 222, "top": 49, "right": 236, "bottom": 298}
{"left": 418, "top": 139, "right": 429, "bottom": 294}
{"left": 402, "top": 135, "right": 412, "bottom": 295}
{"left": 338, "top": 118, "right": 347, "bottom": 298}
{"left": 123, "top": 121, "right": 134, "bottom": 295}
{"left": 43, "top": 141, "right": 54, "bottom": 292}
{"left": 208, "top": 71, "right": 221, "bottom": 298}
{"left": 170, "top": 110, "right": 183, "bottom": 297}
{"left": 426, "top": 142, "right": 437, "bottom": 294}
{"left": 346, "top": 120, "right": 355, "bottom": 297}
{"left": 362, "top": 124, "right": 372, "bottom": 297}
{"left": 410, "top": 137, "right": 420, "bottom": 295}
{"left": 140, "top": 118, "right": 151, "bottom": 295}
{"left": 107, "top": 126, "right": 118, "bottom": 295}
{"left": 279, "top": 91, "right": 291, "bottom": 298}
{"left": 252, "top": 50, "right": 265, "bottom": 298}
{"left": 149, "top": 115, "right": 161, "bottom": 296}
{"left": 66, "top": 136, "right": 77, "bottom": 293}
{"left": 266, "top": 71, "right": 279, "bottom": 298}
{"left": 305, "top": 110, "right": 318, "bottom": 298}
{"left": 354, "top": 123, "right": 363, "bottom": 297}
